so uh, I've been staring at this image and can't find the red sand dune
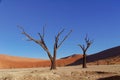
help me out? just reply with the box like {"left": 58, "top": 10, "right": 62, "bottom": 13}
{"left": 0, "top": 54, "right": 47, "bottom": 68}
{"left": 57, "top": 54, "right": 83, "bottom": 66}
{"left": 0, "top": 46, "right": 120, "bottom": 69}
{"left": 0, "top": 54, "right": 82, "bottom": 68}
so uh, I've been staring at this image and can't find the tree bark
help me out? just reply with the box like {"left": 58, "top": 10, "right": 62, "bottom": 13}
{"left": 82, "top": 51, "right": 87, "bottom": 68}
{"left": 50, "top": 44, "right": 57, "bottom": 70}
{"left": 50, "top": 59, "right": 56, "bottom": 70}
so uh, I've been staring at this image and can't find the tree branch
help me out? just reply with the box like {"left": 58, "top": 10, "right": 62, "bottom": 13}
{"left": 54, "top": 29, "right": 65, "bottom": 48}
{"left": 57, "top": 30, "right": 72, "bottom": 49}
{"left": 42, "top": 26, "right": 45, "bottom": 38}
{"left": 84, "top": 35, "right": 93, "bottom": 51}
{"left": 78, "top": 44, "right": 85, "bottom": 51}
{"left": 18, "top": 26, "right": 53, "bottom": 61}
{"left": 78, "top": 34, "right": 93, "bottom": 53}
{"left": 18, "top": 26, "right": 38, "bottom": 42}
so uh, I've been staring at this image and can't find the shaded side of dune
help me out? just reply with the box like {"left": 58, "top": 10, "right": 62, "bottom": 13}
{"left": 67, "top": 46, "right": 120, "bottom": 66}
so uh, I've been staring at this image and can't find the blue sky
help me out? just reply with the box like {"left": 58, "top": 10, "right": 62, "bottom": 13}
{"left": 0, "top": 0, "right": 120, "bottom": 59}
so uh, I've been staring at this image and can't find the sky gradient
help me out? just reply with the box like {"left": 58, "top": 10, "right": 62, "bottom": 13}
{"left": 0, "top": 0, "right": 120, "bottom": 59}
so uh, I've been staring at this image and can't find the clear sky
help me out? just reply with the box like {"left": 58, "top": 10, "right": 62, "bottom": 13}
{"left": 0, "top": 0, "right": 120, "bottom": 59}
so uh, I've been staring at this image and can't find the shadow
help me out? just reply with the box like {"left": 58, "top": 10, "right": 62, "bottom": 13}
{"left": 96, "top": 71, "right": 110, "bottom": 74}
{"left": 97, "top": 75, "right": 120, "bottom": 80}
{"left": 67, "top": 46, "right": 120, "bottom": 66}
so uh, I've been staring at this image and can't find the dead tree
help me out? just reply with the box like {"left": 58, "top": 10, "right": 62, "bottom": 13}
{"left": 18, "top": 26, "right": 72, "bottom": 70}
{"left": 78, "top": 35, "right": 93, "bottom": 68}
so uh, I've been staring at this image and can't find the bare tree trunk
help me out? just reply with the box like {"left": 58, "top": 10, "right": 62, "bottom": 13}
{"left": 50, "top": 60, "right": 56, "bottom": 70}
{"left": 83, "top": 51, "right": 87, "bottom": 68}
{"left": 50, "top": 48, "right": 57, "bottom": 70}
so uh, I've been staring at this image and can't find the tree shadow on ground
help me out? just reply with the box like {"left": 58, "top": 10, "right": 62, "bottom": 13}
{"left": 97, "top": 75, "right": 120, "bottom": 80}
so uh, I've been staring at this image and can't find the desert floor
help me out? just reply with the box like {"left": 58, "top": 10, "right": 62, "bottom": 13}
{"left": 0, "top": 65, "right": 120, "bottom": 80}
